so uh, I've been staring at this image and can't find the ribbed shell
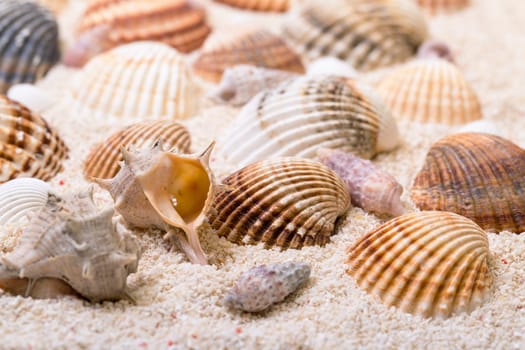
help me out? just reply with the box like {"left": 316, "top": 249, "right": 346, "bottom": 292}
{"left": 0, "top": 178, "right": 51, "bottom": 226}
{"left": 417, "top": 0, "right": 469, "bottom": 14}
{"left": 0, "top": 0, "right": 60, "bottom": 93}
{"left": 209, "top": 158, "right": 350, "bottom": 249}
{"left": 84, "top": 120, "right": 191, "bottom": 179}
{"left": 0, "top": 95, "right": 68, "bottom": 183}
{"left": 346, "top": 211, "right": 494, "bottom": 318}
{"left": 411, "top": 133, "right": 525, "bottom": 233}
{"left": 193, "top": 29, "right": 305, "bottom": 83}
{"left": 376, "top": 60, "right": 482, "bottom": 125}
{"left": 214, "top": 0, "right": 288, "bottom": 12}
{"left": 220, "top": 75, "right": 400, "bottom": 167}
{"left": 70, "top": 42, "right": 201, "bottom": 120}
{"left": 282, "top": 0, "right": 428, "bottom": 71}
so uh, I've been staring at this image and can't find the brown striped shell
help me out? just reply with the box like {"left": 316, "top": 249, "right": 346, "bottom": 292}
{"left": 208, "top": 158, "right": 350, "bottom": 249}
{"left": 0, "top": 95, "right": 68, "bottom": 183}
{"left": 417, "top": 0, "right": 469, "bottom": 14}
{"left": 346, "top": 211, "right": 494, "bottom": 318}
{"left": 193, "top": 29, "right": 305, "bottom": 83}
{"left": 214, "top": 0, "right": 288, "bottom": 12}
{"left": 411, "top": 133, "right": 525, "bottom": 233}
{"left": 84, "top": 120, "right": 191, "bottom": 180}
{"left": 376, "top": 59, "right": 482, "bottom": 125}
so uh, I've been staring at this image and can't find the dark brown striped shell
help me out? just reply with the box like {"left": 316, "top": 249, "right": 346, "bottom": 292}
{"left": 0, "top": 95, "right": 68, "bottom": 183}
{"left": 214, "top": 0, "right": 288, "bottom": 12}
{"left": 411, "top": 133, "right": 525, "bottom": 233}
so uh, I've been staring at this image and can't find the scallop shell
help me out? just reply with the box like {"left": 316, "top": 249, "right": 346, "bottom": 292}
{"left": 411, "top": 133, "right": 525, "bottom": 233}
{"left": 70, "top": 42, "right": 201, "bottom": 120}
{"left": 0, "top": 0, "right": 60, "bottom": 93}
{"left": 208, "top": 158, "right": 350, "bottom": 248}
{"left": 376, "top": 59, "right": 482, "bottom": 125}
{"left": 193, "top": 29, "right": 305, "bottom": 83}
{"left": 346, "top": 211, "right": 494, "bottom": 318}
{"left": 214, "top": 0, "right": 288, "bottom": 12}
{"left": 220, "top": 75, "right": 400, "bottom": 167}
{"left": 0, "top": 95, "right": 68, "bottom": 183}
{"left": 417, "top": 0, "right": 469, "bottom": 14}
{"left": 282, "top": 0, "right": 428, "bottom": 71}
{"left": 84, "top": 120, "right": 191, "bottom": 180}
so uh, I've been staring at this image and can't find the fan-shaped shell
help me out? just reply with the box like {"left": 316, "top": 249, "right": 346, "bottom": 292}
{"left": 411, "top": 133, "right": 525, "bottom": 233}
{"left": 220, "top": 75, "right": 400, "bottom": 167}
{"left": 0, "top": 95, "right": 68, "bottom": 183}
{"left": 0, "top": 178, "right": 51, "bottom": 226}
{"left": 417, "top": 0, "right": 469, "bottom": 14}
{"left": 70, "top": 42, "right": 201, "bottom": 120}
{"left": 214, "top": 0, "right": 288, "bottom": 12}
{"left": 376, "top": 60, "right": 482, "bottom": 125}
{"left": 0, "top": 0, "right": 60, "bottom": 93}
{"left": 346, "top": 211, "right": 494, "bottom": 318}
{"left": 208, "top": 158, "right": 350, "bottom": 249}
{"left": 282, "top": 0, "right": 428, "bottom": 71}
{"left": 193, "top": 29, "right": 305, "bottom": 83}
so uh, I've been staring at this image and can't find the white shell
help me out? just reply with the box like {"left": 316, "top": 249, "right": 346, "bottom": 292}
{"left": 306, "top": 57, "right": 358, "bottom": 78}
{"left": 7, "top": 84, "right": 54, "bottom": 113}
{"left": 0, "top": 178, "right": 52, "bottom": 226}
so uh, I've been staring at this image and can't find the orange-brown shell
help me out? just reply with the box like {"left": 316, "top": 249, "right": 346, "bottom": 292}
{"left": 214, "top": 0, "right": 288, "bottom": 12}
{"left": 411, "top": 133, "right": 525, "bottom": 233}
{"left": 417, "top": 0, "right": 469, "bottom": 14}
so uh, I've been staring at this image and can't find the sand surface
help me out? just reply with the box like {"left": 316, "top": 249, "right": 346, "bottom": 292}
{"left": 1, "top": 0, "right": 525, "bottom": 349}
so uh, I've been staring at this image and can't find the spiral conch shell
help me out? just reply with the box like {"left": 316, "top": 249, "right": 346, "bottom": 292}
{"left": 411, "top": 133, "right": 525, "bottom": 233}
{"left": 96, "top": 141, "right": 216, "bottom": 265}
{"left": 208, "top": 158, "right": 350, "bottom": 248}
{"left": 214, "top": 0, "right": 288, "bottom": 12}
{"left": 346, "top": 211, "right": 494, "bottom": 318}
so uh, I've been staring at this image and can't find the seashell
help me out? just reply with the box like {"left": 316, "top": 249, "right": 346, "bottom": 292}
{"left": 282, "top": 0, "right": 428, "bottom": 71}
{"left": 0, "top": 95, "right": 68, "bottom": 183}
{"left": 208, "top": 65, "right": 298, "bottom": 107}
{"left": 214, "top": 0, "right": 288, "bottom": 12}
{"left": 376, "top": 59, "right": 482, "bottom": 125}
{"left": 346, "top": 211, "right": 494, "bottom": 318}
{"left": 7, "top": 84, "right": 54, "bottom": 114}
{"left": 411, "top": 133, "right": 525, "bottom": 233}
{"left": 317, "top": 148, "right": 405, "bottom": 217}
{"left": 224, "top": 262, "right": 310, "bottom": 313}
{"left": 84, "top": 120, "right": 191, "bottom": 180}
{"left": 70, "top": 42, "right": 201, "bottom": 120}
{"left": 65, "top": 0, "right": 210, "bottom": 67}
{"left": 0, "top": 190, "right": 141, "bottom": 302}
{"left": 417, "top": 0, "right": 469, "bottom": 14}
{"left": 417, "top": 39, "right": 454, "bottom": 63}
{"left": 0, "top": 277, "right": 77, "bottom": 299}
{"left": 96, "top": 141, "right": 217, "bottom": 265}
{"left": 35, "top": 0, "right": 69, "bottom": 14}
{"left": 193, "top": 29, "right": 305, "bottom": 83}
{"left": 306, "top": 57, "right": 358, "bottom": 79}
{"left": 208, "top": 158, "right": 350, "bottom": 248}
{"left": 220, "top": 75, "right": 400, "bottom": 167}
{"left": 0, "top": 0, "right": 60, "bottom": 93}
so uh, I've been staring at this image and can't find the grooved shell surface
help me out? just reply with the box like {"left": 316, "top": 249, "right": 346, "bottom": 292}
{"left": 0, "top": 178, "right": 51, "bottom": 226}
{"left": 411, "top": 133, "right": 525, "bottom": 233}
{"left": 209, "top": 158, "right": 350, "bottom": 249}
{"left": 214, "top": 0, "right": 288, "bottom": 12}
{"left": 417, "top": 0, "right": 469, "bottom": 14}
{"left": 346, "top": 211, "right": 494, "bottom": 318}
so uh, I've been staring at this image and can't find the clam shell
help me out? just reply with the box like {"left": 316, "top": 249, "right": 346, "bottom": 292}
{"left": 70, "top": 42, "right": 201, "bottom": 120}
{"left": 0, "top": 0, "right": 60, "bottom": 93}
{"left": 208, "top": 158, "right": 350, "bottom": 249}
{"left": 417, "top": 0, "right": 469, "bottom": 14}
{"left": 376, "top": 59, "right": 482, "bottom": 125}
{"left": 282, "top": 0, "right": 428, "bottom": 71}
{"left": 214, "top": 0, "right": 288, "bottom": 12}
{"left": 220, "top": 75, "right": 400, "bottom": 167}
{"left": 0, "top": 95, "right": 68, "bottom": 183}
{"left": 346, "top": 211, "right": 494, "bottom": 318}
{"left": 193, "top": 29, "right": 305, "bottom": 82}
{"left": 411, "top": 133, "right": 525, "bottom": 233}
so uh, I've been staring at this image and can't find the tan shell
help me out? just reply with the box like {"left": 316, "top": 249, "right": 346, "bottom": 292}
{"left": 411, "top": 133, "right": 525, "bottom": 233}
{"left": 193, "top": 29, "right": 305, "bottom": 82}
{"left": 214, "top": 0, "right": 288, "bottom": 12}
{"left": 0, "top": 95, "right": 68, "bottom": 183}
{"left": 84, "top": 120, "right": 191, "bottom": 180}
{"left": 417, "top": 0, "right": 469, "bottom": 14}
{"left": 70, "top": 42, "right": 201, "bottom": 120}
{"left": 376, "top": 59, "right": 482, "bottom": 125}
{"left": 208, "top": 158, "right": 350, "bottom": 248}
{"left": 346, "top": 211, "right": 494, "bottom": 318}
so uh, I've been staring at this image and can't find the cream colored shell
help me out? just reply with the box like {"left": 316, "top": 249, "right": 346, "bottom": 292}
{"left": 0, "top": 178, "right": 51, "bottom": 226}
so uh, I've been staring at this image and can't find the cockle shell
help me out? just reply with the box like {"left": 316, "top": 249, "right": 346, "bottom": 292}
{"left": 220, "top": 75, "right": 400, "bottom": 167}
{"left": 224, "top": 262, "right": 311, "bottom": 313}
{"left": 346, "top": 211, "right": 494, "bottom": 318}
{"left": 411, "top": 133, "right": 525, "bottom": 233}
{"left": 417, "top": 0, "right": 469, "bottom": 14}
{"left": 0, "top": 95, "right": 68, "bottom": 183}
{"left": 282, "top": 0, "right": 428, "bottom": 71}
{"left": 208, "top": 158, "right": 350, "bottom": 248}
{"left": 193, "top": 29, "right": 305, "bottom": 83}
{"left": 214, "top": 0, "right": 288, "bottom": 12}
{"left": 0, "top": 190, "right": 141, "bottom": 302}
{"left": 70, "top": 42, "right": 201, "bottom": 120}
{"left": 84, "top": 120, "right": 191, "bottom": 180}
{"left": 65, "top": 0, "right": 210, "bottom": 67}
{"left": 317, "top": 148, "right": 405, "bottom": 217}
{"left": 96, "top": 141, "right": 217, "bottom": 265}
{"left": 0, "top": 0, "right": 60, "bottom": 93}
